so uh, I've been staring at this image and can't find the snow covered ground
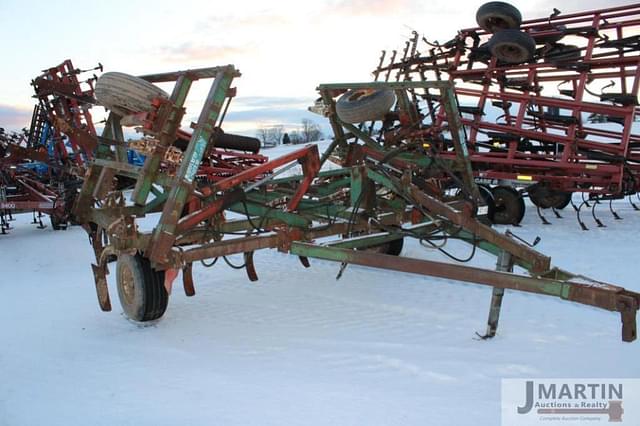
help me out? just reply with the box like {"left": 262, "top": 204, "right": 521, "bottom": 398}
{"left": 1, "top": 142, "right": 639, "bottom": 425}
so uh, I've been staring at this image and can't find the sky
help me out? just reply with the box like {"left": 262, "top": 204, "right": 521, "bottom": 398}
{"left": 0, "top": 0, "right": 635, "bottom": 137}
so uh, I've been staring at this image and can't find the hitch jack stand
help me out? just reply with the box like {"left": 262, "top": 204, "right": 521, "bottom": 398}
{"left": 479, "top": 250, "right": 513, "bottom": 339}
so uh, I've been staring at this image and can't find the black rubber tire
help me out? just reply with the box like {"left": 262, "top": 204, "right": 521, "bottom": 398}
{"left": 50, "top": 214, "right": 67, "bottom": 230}
{"left": 555, "top": 193, "right": 572, "bottom": 210}
{"left": 488, "top": 30, "right": 536, "bottom": 64}
{"left": 476, "top": 2, "right": 522, "bottom": 33}
{"left": 116, "top": 253, "right": 168, "bottom": 322}
{"left": 478, "top": 184, "right": 496, "bottom": 224}
{"left": 491, "top": 186, "right": 525, "bottom": 225}
{"left": 528, "top": 184, "right": 572, "bottom": 209}
{"left": 469, "top": 42, "right": 492, "bottom": 63}
{"left": 543, "top": 44, "right": 581, "bottom": 65}
{"left": 382, "top": 237, "right": 404, "bottom": 256}
{"left": 95, "top": 72, "right": 169, "bottom": 117}
{"left": 335, "top": 89, "right": 396, "bottom": 124}
{"left": 350, "top": 231, "right": 404, "bottom": 256}
{"left": 531, "top": 24, "right": 566, "bottom": 45}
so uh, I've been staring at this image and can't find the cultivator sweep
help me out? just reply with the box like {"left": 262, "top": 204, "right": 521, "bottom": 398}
{"left": 356, "top": 2, "right": 640, "bottom": 228}
{"left": 73, "top": 64, "right": 639, "bottom": 342}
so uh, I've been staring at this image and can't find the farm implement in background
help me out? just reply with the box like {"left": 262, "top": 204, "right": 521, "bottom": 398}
{"left": 0, "top": 60, "right": 99, "bottom": 232}
{"left": 0, "top": 109, "right": 81, "bottom": 233}
{"left": 73, "top": 65, "right": 639, "bottom": 343}
{"left": 0, "top": 60, "right": 268, "bottom": 234}
{"left": 350, "top": 2, "right": 640, "bottom": 229}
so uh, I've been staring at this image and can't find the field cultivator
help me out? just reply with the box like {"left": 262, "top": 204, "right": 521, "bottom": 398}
{"left": 74, "top": 65, "right": 639, "bottom": 342}
{"left": 353, "top": 2, "right": 640, "bottom": 228}
{"left": 0, "top": 117, "right": 80, "bottom": 232}
{"left": 0, "top": 60, "right": 100, "bottom": 232}
{"left": 31, "top": 59, "right": 102, "bottom": 171}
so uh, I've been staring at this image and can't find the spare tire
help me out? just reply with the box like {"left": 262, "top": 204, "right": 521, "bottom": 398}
{"left": 476, "top": 2, "right": 522, "bottom": 33}
{"left": 488, "top": 29, "right": 536, "bottom": 64}
{"left": 336, "top": 89, "right": 396, "bottom": 124}
{"left": 95, "top": 72, "right": 169, "bottom": 117}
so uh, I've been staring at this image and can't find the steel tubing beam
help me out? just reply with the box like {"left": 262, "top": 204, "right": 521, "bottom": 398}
{"left": 290, "top": 242, "right": 639, "bottom": 342}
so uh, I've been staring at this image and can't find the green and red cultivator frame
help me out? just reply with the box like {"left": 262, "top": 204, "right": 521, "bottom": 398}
{"left": 74, "top": 65, "right": 639, "bottom": 342}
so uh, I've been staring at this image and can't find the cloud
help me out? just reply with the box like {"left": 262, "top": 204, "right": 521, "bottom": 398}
{"left": 204, "top": 101, "right": 330, "bottom": 136}
{"left": 155, "top": 42, "right": 253, "bottom": 63}
{"left": 201, "top": 12, "right": 292, "bottom": 30}
{"left": 520, "top": 0, "right": 639, "bottom": 16}
{"left": 233, "top": 96, "right": 313, "bottom": 110}
{"left": 223, "top": 96, "right": 326, "bottom": 131}
{"left": 0, "top": 104, "right": 33, "bottom": 131}
{"left": 328, "top": 0, "right": 420, "bottom": 16}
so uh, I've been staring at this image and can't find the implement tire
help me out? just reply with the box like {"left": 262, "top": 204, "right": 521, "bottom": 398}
{"left": 491, "top": 186, "right": 525, "bottom": 225}
{"left": 476, "top": 2, "right": 522, "bottom": 33}
{"left": 336, "top": 89, "right": 396, "bottom": 124}
{"left": 488, "top": 30, "right": 536, "bottom": 64}
{"left": 529, "top": 184, "right": 572, "bottom": 209}
{"left": 116, "top": 253, "right": 168, "bottom": 322}
{"left": 95, "top": 72, "right": 169, "bottom": 117}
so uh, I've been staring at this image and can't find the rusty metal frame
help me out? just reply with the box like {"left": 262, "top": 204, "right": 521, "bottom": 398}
{"left": 73, "top": 69, "right": 640, "bottom": 342}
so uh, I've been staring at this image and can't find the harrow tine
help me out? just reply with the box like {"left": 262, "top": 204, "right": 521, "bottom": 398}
{"left": 609, "top": 199, "right": 622, "bottom": 220}
{"left": 3, "top": 210, "right": 12, "bottom": 230}
{"left": 591, "top": 198, "right": 606, "bottom": 227}
{"left": 576, "top": 200, "right": 589, "bottom": 230}
{"left": 298, "top": 256, "right": 311, "bottom": 268}
{"left": 0, "top": 212, "right": 6, "bottom": 234}
{"left": 581, "top": 192, "right": 591, "bottom": 208}
{"left": 570, "top": 198, "right": 580, "bottom": 212}
{"left": 36, "top": 212, "right": 46, "bottom": 229}
{"left": 552, "top": 207, "right": 562, "bottom": 218}
{"left": 629, "top": 195, "right": 640, "bottom": 211}
{"left": 536, "top": 206, "right": 551, "bottom": 225}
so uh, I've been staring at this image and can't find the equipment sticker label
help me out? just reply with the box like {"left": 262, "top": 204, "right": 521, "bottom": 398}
{"left": 184, "top": 135, "right": 208, "bottom": 182}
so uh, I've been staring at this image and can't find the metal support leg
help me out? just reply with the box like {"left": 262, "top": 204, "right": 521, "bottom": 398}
{"left": 0, "top": 211, "right": 6, "bottom": 234}
{"left": 480, "top": 250, "right": 513, "bottom": 339}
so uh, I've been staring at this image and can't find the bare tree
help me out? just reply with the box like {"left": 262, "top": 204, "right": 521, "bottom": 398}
{"left": 256, "top": 127, "right": 269, "bottom": 147}
{"left": 257, "top": 125, "right": 286, "bottom": 147}
{"left": 289, "top": 130, "right": 303, "bottom": 144}
{"left": 300, "top": 119, "right": 323, "bottom": 143}
{"left": 268, "top": 125, "right": 284, "bottom": 145}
